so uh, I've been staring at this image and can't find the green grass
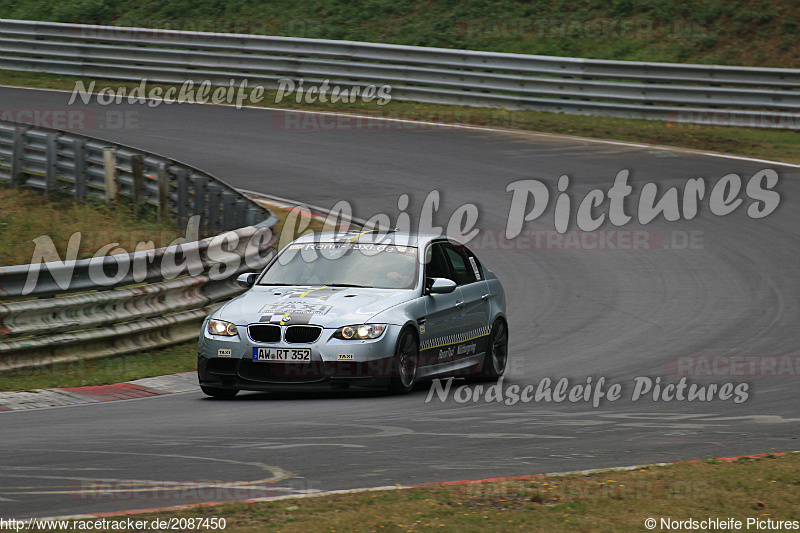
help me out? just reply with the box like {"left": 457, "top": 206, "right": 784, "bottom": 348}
{"left": 0, "top": 182, "right": 329, "bottom": 267}
{"left": 0, "top": 184, "right": 183, "bottom": 266}
{"left": 0, "top": 340, "right": 198, "bottom": 391}
{"left": 0, "top": 185, "right": 195, "bottom": 391}
{"left": 2, "top": 70, "right": 798, "bottom": 164}
{"left": 0, "top": 0, "right": 797, "bottom": 67}
{"left": 55, "top": 453, "right": 800, "bottom": 532}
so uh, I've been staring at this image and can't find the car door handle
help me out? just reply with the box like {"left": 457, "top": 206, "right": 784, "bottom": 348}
{"left": 481, "top": 294, "right": 490, "bottom": 300}
{"left": 455, "top": 301, "right": 464, "bottom": 308}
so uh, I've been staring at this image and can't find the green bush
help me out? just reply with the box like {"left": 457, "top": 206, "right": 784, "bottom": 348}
{"left": 0, "top": 0, "right": 796, "bottom": 66}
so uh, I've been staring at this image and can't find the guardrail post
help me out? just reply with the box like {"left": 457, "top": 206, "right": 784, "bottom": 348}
{"left": 10, "top": 128, "right": 27, "bottom": 186}
{"left": 192, "top": 176, "right": 208, "bottom": 231}
{"left": 222, "top": 192, "right": 236, "bottom": 231}
{"left": 157, "top": 163, "right": 170, "bottom": 223}
{"left": 131, "top": 154, "right": 145, "bottom": 217}
{"left": 73, "top": 138, "right": 87, "bottom": 200}
{"left": 44, "top": 133, "right": 57, "bottom": 195}
{"left": 235, "top": 199, "right": 247, "bottom": 228}
{"left": 102, "top": 147, "right": 118, "bottom": 204}
{"left": 246, "top": 207, "right": 258, "bottom": 226}
{"left": 207, "top": 184, "right": 221, "bottom": 231}
{"left": 176, "top": 169, "right": 189, "bottom": 228}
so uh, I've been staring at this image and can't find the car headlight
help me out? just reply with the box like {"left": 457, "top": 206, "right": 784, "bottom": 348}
{"left": 333, "top": 324, "right": 387, "bottom": 340}
{"left": 207, "top": 319, "right": 238, "bottom": 336}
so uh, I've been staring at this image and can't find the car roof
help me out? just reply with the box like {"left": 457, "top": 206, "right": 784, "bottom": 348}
{"left": 291, "top": 230, "right": 455, "bottom": 248}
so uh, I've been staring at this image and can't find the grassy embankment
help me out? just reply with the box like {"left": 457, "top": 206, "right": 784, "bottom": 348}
{"left": 1, "top": 0, "right": 798, "bottom": 162}
{"left": 56, "top": 453, "right": 800, "bottom": 533}
{"left": 0, "top": 185, "right": 324, "bottom": 391}
{"left": 1, "top": 0, "right": 797, "bottom": 66}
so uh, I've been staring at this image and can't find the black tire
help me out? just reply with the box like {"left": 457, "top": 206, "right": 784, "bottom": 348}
{"left": 201, "top": 386, "right": 239, "bottom": 399}
{"left": 473, "top": 319, "right": 508, "bottom": 381}
{"left": 388, "top": 329, "right": 419, "bottom": 394}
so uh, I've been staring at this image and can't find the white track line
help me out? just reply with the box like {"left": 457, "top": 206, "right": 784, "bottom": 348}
{"left": 3, "top": 84, "right": 797, "bottom": 168}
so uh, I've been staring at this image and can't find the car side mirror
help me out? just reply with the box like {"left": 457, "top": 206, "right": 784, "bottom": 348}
{"left": 427, "top": 277, "right": 457, "bottom": 294}
{"left": 236, "top": 273, "right": 258, "bottom": 288}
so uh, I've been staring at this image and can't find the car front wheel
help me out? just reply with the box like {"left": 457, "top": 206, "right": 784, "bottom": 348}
{"left": 388, "top": 329, "right": 419, "bottom": 394}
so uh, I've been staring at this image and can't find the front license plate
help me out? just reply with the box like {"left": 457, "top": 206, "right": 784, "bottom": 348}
{"left": 253, "top": 347, "right": 311, "bottom": 363}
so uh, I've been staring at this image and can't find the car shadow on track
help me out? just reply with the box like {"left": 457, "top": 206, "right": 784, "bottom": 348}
{"left": 198, "top": 382, "right": 433, "bottom": 402}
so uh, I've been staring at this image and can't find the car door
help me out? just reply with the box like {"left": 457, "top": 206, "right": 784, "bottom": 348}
{"left": 440, "top": 242, "right": 492, "bottom": 360}
{"left": 420, "top": 242, "right": 464, "bottom": 368}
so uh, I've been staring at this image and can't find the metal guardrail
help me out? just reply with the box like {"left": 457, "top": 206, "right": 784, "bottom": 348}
{"left": 0, "top": 120, "right": 271, "bottom": 233}
{"left": 0, "top": 119, "right": 281, "bottom": 371}
{"left": 1, "top": 19, "right": 798, "bottom": 128}
{"left": 0, "top": 225, "right": 277, "bottom": 370}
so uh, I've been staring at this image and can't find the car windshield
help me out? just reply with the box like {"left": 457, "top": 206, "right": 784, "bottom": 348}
{"left": 259, "top": 242, "right": 419, "bottom": 289}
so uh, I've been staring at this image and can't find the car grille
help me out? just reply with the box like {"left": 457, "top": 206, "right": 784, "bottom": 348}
{"left": 284, "top": 325, "right": 322, "bottom": 344}
{"left": 238, "top": 359, "right": 326, "bottom": 383}
{"left": 248, "top": 324, "right": 281, "bottom": 343}
{"left": 204, "top": 357, "right": 237, "bottom": 376}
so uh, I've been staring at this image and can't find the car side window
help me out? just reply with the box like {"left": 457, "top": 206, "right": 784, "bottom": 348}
{"left": 425, "top": 243, "right": 452, "bottom": 280}
{"left": 442, "top": 244, "right": 477, "bottom": 285}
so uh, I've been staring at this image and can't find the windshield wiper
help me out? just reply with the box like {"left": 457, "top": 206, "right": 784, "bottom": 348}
{"left": 325, "top": 283, "right": 367, "bottom": 288}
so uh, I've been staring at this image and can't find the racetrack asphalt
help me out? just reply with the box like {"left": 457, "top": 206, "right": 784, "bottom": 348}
{"left": 0, "top": 86, "right": 798, "bottom": 518}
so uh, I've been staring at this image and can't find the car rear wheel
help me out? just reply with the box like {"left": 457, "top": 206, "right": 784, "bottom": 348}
{"left": 201, "top": 386, "right": 239, "bottom": 399}
{"left": 473, "top": 319, "right": 508, "bottom": 381}
{"left": 388, "top": 329, "right": 419, "bottom": 394}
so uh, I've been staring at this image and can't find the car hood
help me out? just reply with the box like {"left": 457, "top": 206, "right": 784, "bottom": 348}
{"left": 217, "top": 285, "right": 415, "bottom": 327}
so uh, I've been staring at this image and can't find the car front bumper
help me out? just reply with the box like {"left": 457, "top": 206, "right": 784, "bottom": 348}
{"left": 197, "top": 321, "right": 404, "bottom": 391}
